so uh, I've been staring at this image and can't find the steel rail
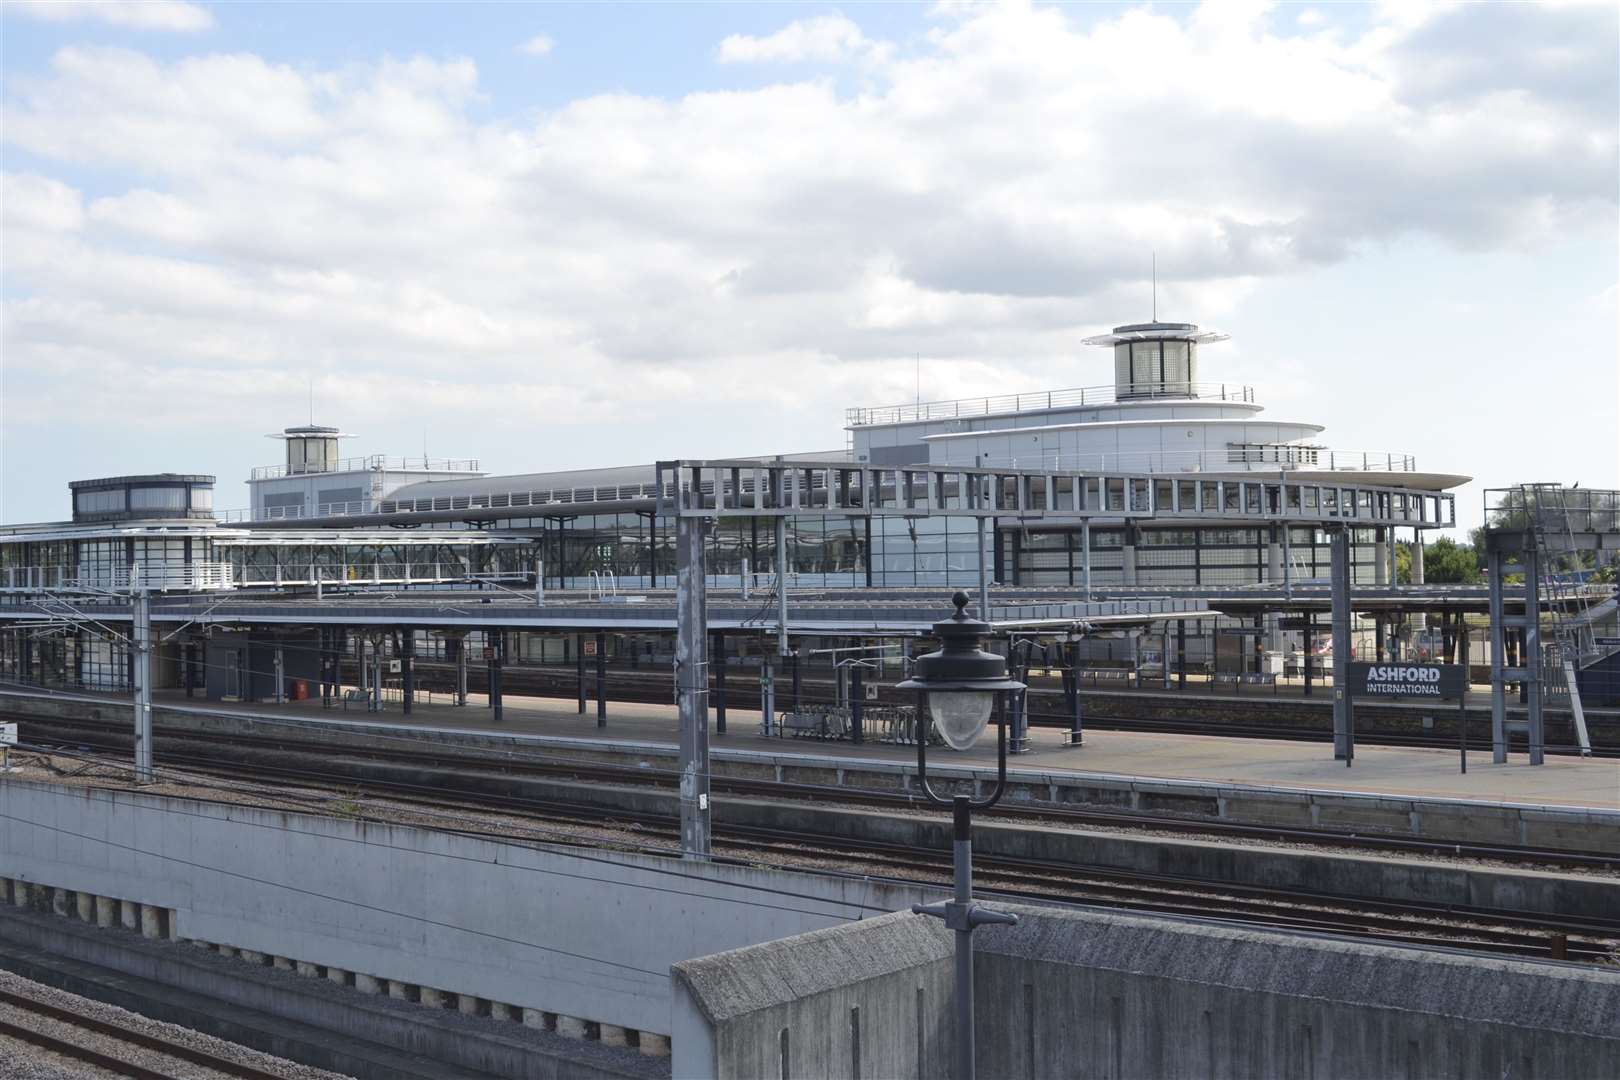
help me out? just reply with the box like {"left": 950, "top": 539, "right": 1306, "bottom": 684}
{"left": 14, "top": 714, "right": 1617, "bottom": 871}
{"left": 22, "top": 744, "right": 1611, "bottom": 964}
{"left": 0, "top": 986, "right": 288, "bottom": 1080}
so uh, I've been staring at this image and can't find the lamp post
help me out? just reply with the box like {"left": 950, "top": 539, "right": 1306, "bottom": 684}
{"left": 898, "top": 591, "right": 1026, "bottom": 1080}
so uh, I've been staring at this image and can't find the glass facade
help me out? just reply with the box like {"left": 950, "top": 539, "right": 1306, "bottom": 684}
{"left": 1113, "top": 339, "right": 1199, "bottom": 397}
{"left": 74, "top": 489, "right": 125, "bottom": 515}
{"left": 129, "top": 487, "right": 188, "bottom": 511}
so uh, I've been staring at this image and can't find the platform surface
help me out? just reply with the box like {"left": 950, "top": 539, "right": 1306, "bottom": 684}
{"left": 47, "top": 685, "right": 1602, "bottom": 812}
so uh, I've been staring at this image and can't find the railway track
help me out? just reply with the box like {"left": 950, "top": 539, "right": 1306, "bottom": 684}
{"left": 0, "top": 984, "right": 286, "bottom": 1080}
{"left": 14, "top": 710, "right": 1618, "bottom": 872}
{"left": 12, "top": 733, "right": 1620, "bottom": 966}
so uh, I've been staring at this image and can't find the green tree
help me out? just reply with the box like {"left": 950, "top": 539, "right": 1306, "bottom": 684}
{"left": 1419, "top": 536, "right": 1482, "bottom": 584}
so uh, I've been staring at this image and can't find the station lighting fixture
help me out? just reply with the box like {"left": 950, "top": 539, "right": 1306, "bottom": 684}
{"left": 896, "top": 590, "right": 1027, "bottom": 1080}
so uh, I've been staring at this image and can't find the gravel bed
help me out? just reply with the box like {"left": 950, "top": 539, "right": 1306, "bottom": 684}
{"left": 0, "top": 1030, "right": 126, "bottom": 1079}
{"left": 0, "top": 968, "right": 354, "bottom": 1080}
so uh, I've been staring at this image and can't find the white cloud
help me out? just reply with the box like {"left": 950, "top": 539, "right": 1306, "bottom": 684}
{"left": 518, "top": 34, "right": 553, "bottom": 57}
{"left": 3, "top": 0, "right": 213, "bottom": 32}
{"left": 0, "top": 2, "right": 1614, "bottom": 515}
{"left": 717, "top": 14, "right": 888, "bottom": 65}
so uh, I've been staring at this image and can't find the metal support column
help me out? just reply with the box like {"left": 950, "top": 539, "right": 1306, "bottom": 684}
{"left": 131, "top": 583, "right": 153, "bottom": 783}
{"left": 576, "top": 634, "right": 587, "bottom": 714}
{"left": 596, "top": 631, "right": 607, "bottom": 727}
{"left": 676, "top": 514, "right": 711, "bottom": 860}
{"left": 273, "top": 646, "right": 285, "bottom": 704}
{"left": 454, "top": 636, "right": 468, "bottom": 706}
{"left": 184, "top": 640, "right": 197, "bottom": 700}
{"left": 1008, "top": 662, "right": 1028, "bottom": 754}
{"left": 1330, "top": 528, "right": 1353, "bottom": 762}
{"left": 713, "top": 632, "right": 727, "bottom": 735}
{"left": 1282, "top": 522, "right": 1293, "bottom": 600}
{"left": 1304, "top": 612, "right": 1314, "bottom": 697}
{"left": 371, "top": 638, "right": 382, "bottom": 712}
{"left": 775, "top": 516, "right": 789, "bottom": 659}
{"left": 1176, "top": 619, "right": 1187, "bottom": 692}
{"left": 401, "top": 630, "right": 414, "bottom": 715}
{"left": 315, "top": 631, "right": 328, "bottom": 707}
{"left": 1488, "top": 547, "right": 1508, "bottom": 763}
{"left": 850, "top": 662, "right": 863, "bottom": 745}
{"left": 761, "top": 655, "right": 775, "bottom": 737}
{"left": 1525, "top": 550, "right": 1544, "bottom": 765}
{"left": 1081, "top": 520, "right": 1092, "bottom": 600}
{"left": 1162, "top": 629, "right": 1172, "bottom": 689}
{"left": 1066, "top": 641, "right": 1083, "bottom": 744}
{"left": 491, "top": 632, "right": 504, "bottom": 723}
{"left": 976, "top": 516, "right": 990, "bottom": 620}
{"left": 791, "top": 650, "right": 802, "bottom": 716}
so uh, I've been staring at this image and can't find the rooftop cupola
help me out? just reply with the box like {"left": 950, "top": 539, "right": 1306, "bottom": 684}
{"left": 1081, "top": 321, "right": 1230, "bottom": 401}
{"left": 267, "top": 425, "right": 351, "bottom": 476}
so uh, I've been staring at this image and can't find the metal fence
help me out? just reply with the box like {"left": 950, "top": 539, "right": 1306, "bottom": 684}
{"left": 846, "top": 382, "right": 1256, "bottom": 427}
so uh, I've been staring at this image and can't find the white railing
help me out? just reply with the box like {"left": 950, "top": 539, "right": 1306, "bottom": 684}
{"left": 846, "top": 382, "right": 1256, "bottom": 427}
{"left": 969, "top": 448, "right": 1417, "bottom": 475}
{"left": 230, "top": 561, "right": 528, "bottom": 588}
{"left": 79, "top": 562, "right": 236, "bottom": 592}
{"left": 0, "top": 560, "right": 533, "bottom": 594}
{"left": 379, "top": 482, "right": 664, "bottom": 515}
{"left": 217, "top": 500, "right": 373, "bottom": 523}
{"left": 250, "top": 456, "right": 480, "bottom": 481}
{"left": 1, "top": 566, "right": 75, "bottom": 592}
{"left": 0, "top": 563, "right": 237, "bottom": 593}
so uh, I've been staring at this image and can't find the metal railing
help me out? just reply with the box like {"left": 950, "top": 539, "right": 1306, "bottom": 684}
{"left": 846, "top": 382, "right": 1256, "bottom": 427}
{"left": 378, "top": 482, "right": 665, "bottom": 515}
{"left": 0, "top": 563, "right": 236, "bottom": 593}
{"left": 230, "top": 561, "right": 528, "bottom": 587}
{"left": 1484, "top": 486, "right": 1620, "bottom": 536}
{"left": 971, "top": 448, "right": 1417, "bottom": 475}
{"left": 217, "top": 500, "right": 374, "bottom": 523}
{"left": 0, "top": 559, "right": 533, "bottom": 594}
{"left": 250, "top": 456, "right": 480, "bottom": 481}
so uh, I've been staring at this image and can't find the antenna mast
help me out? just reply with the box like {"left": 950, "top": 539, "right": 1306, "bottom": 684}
{"left": 1151, "top": 252, "right": 1157, "bottom": 322}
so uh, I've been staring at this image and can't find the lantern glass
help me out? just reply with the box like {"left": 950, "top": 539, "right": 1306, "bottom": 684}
{"left": 929, "top": 690, "right": 995, "bottom": 750}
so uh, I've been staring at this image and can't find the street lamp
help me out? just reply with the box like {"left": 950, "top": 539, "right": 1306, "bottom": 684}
{"left": 898, "top": 591, "right": 1026, "bottom": 1080}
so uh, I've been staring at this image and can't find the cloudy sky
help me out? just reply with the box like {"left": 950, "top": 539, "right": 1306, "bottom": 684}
{"left": 2, "top": 0, "right": 1615, "bottom": 532}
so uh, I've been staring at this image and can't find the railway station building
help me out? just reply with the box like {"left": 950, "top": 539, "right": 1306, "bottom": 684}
{"left": 3, "top": 315, "right": 1613, "bottom": 727}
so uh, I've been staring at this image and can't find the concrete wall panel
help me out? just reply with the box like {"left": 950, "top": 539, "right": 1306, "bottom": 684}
{"left": 677, "top": 905, "right": 1620, "bottom": 1080}
{"left": 0, "top": 778, "right": 940, "bottom": 1036}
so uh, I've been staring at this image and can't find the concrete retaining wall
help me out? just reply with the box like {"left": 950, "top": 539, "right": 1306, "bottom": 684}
{"left": 0, "top": 906, "right": 651, "bottom": 1080}
{"left": 675, "top": 906, "right": 1620, "bottom": 1080}
{"left": 0, "top": 777, "right": 941, "bottom": 1041}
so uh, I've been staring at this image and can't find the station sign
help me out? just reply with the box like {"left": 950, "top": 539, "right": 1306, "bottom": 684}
{"left": 0, "top": 723, "right": 17, "bottom": 746}
{"left": 482, "top": 646, "right": 495, "bottom": 660}
{"left": 583, "top": 639, "right": 597, "bottom": 657}
{"left": 1347, "top": 662, "right": 1465, "bottom": 700}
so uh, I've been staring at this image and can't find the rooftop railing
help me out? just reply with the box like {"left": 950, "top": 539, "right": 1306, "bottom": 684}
{"left": 846, "top": 381, "right": 1256, "bottom": 427}
{"left": 969, "top": 447, "right": 1418, "bottom": 475}
{"left": 250, "top": 456, "right": 481, "bottom": 481}
{"left": 217, "top": 500, "right": 372, "bottom": 523}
